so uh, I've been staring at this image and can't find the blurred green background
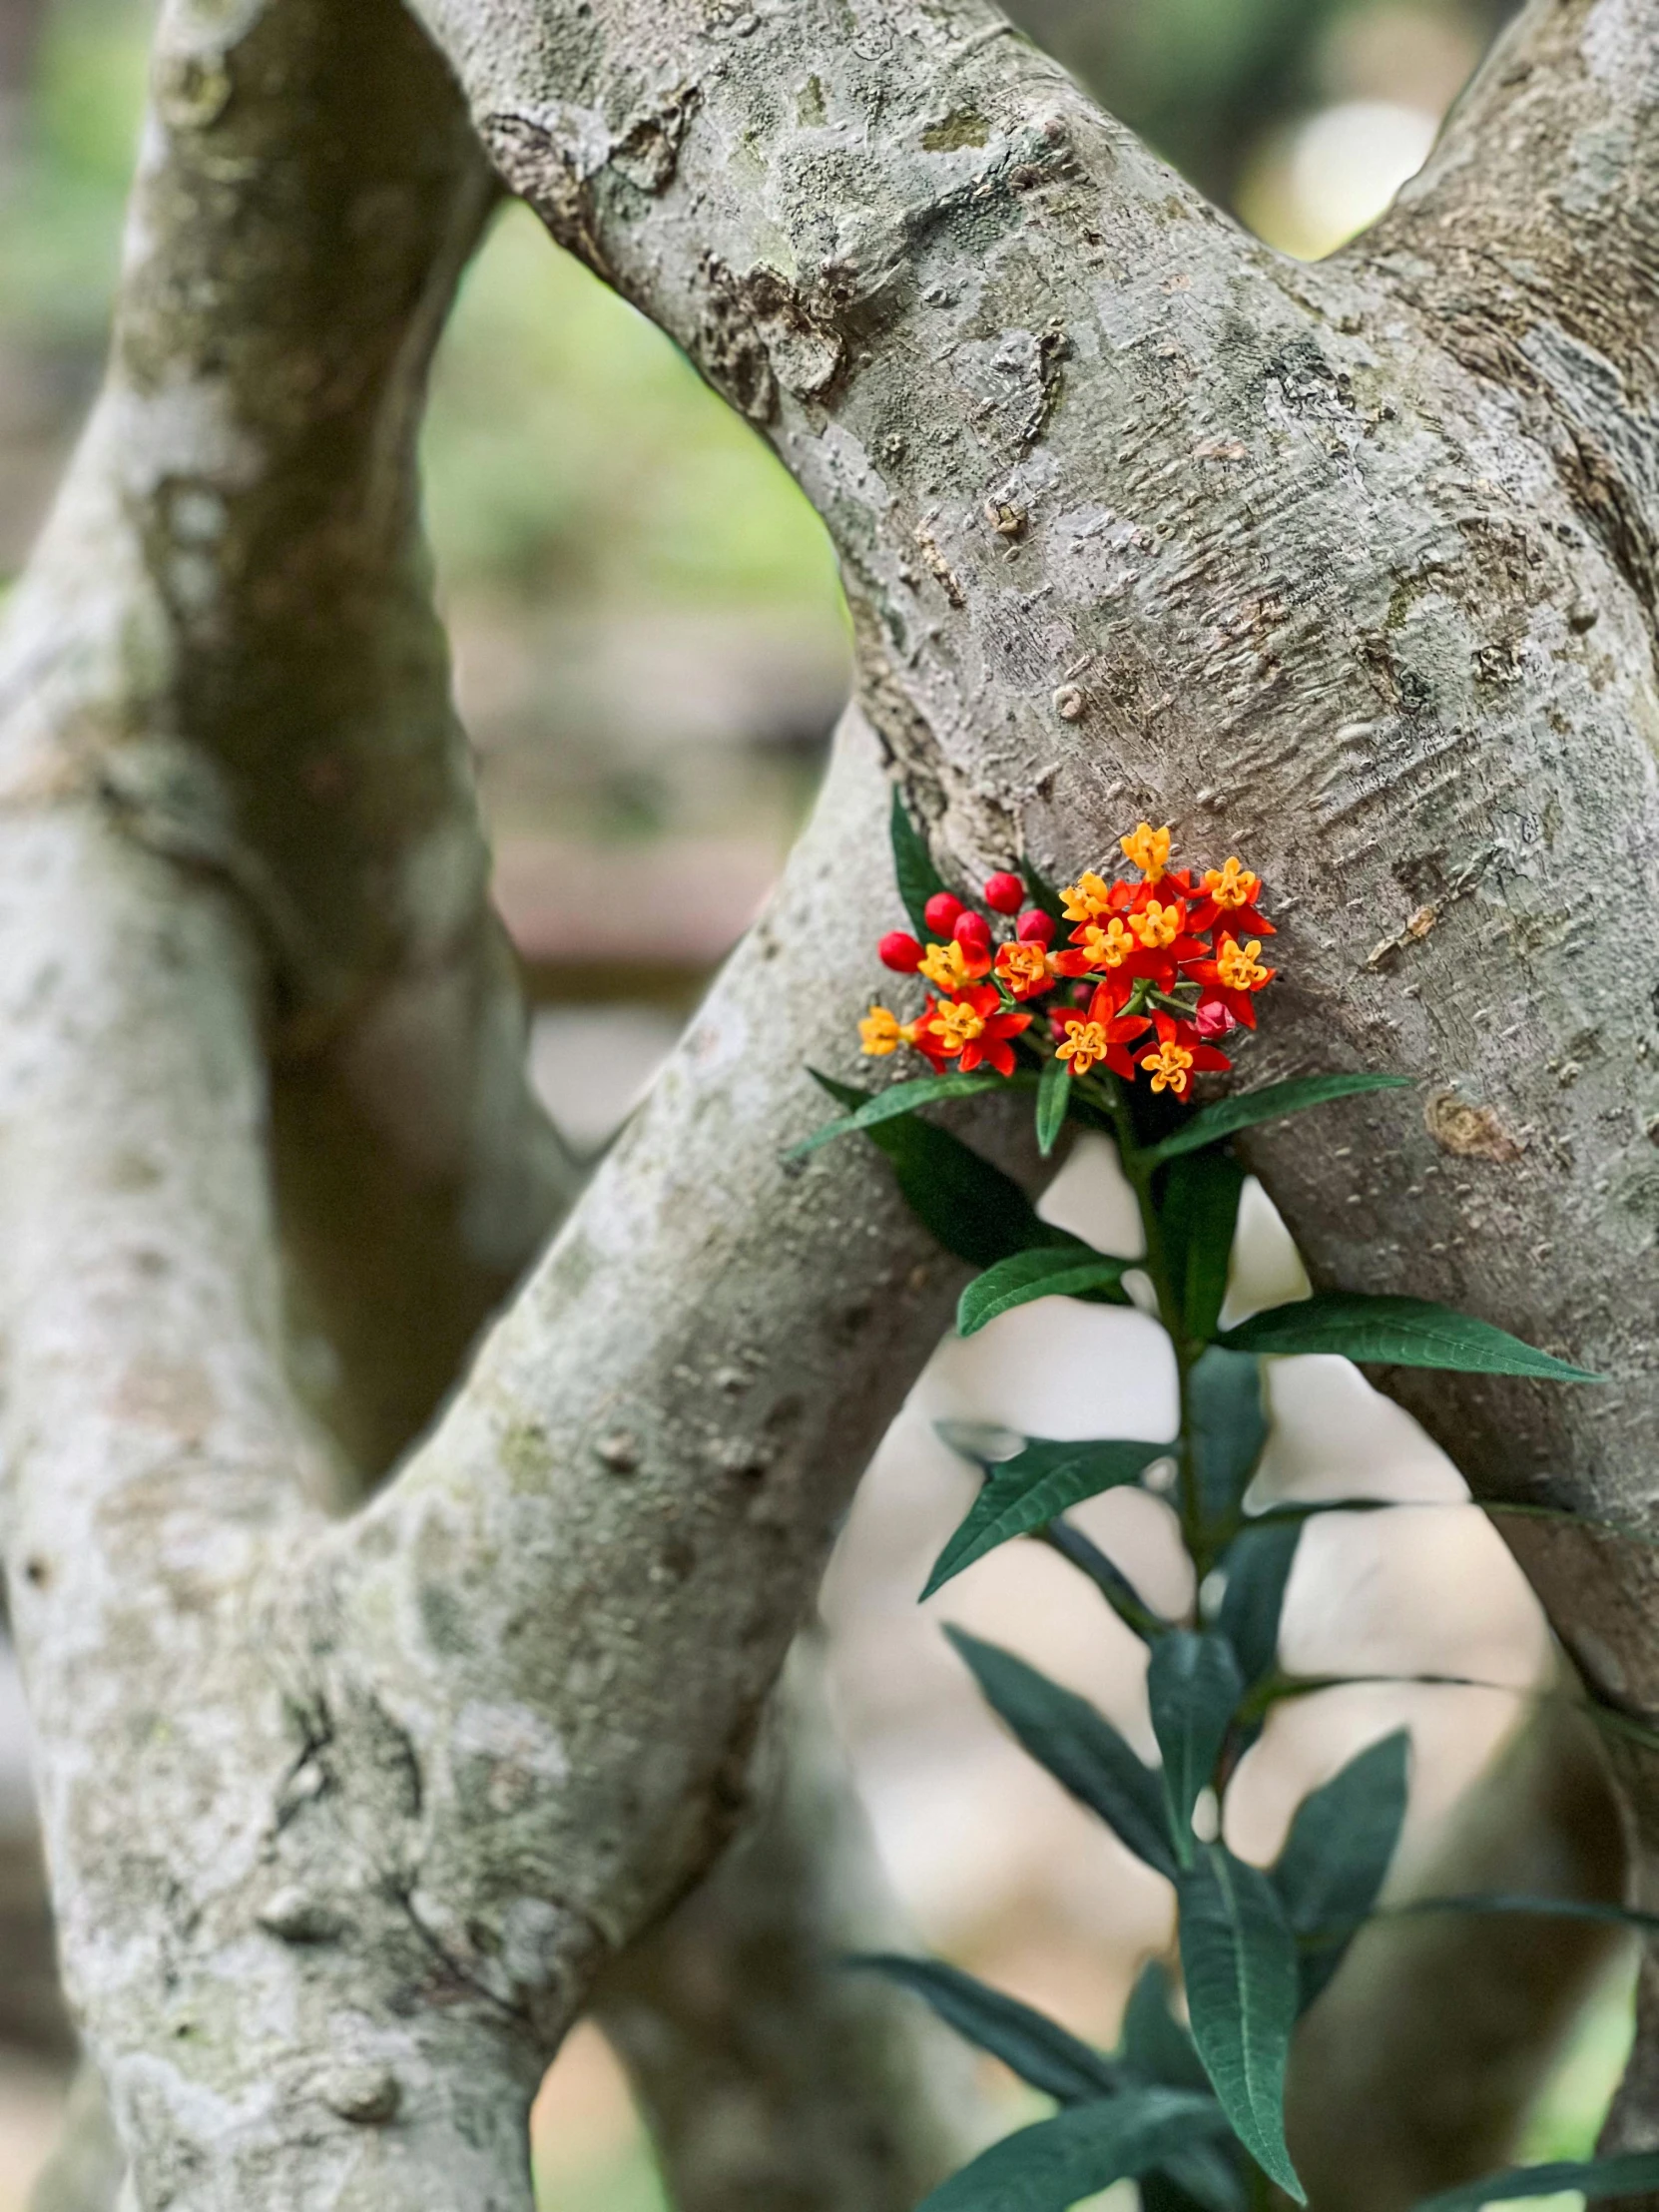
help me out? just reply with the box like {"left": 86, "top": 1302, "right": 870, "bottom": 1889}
{"left": 3, "top": 3, "right": 1631, "bottom": 2209}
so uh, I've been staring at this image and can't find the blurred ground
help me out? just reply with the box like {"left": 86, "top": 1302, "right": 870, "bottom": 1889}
{"left": 2, "top": 0, "right": 1625, "bottom": 2207}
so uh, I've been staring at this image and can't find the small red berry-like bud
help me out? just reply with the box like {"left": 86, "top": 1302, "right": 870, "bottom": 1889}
{"left": 1016, "top": 909, "right": 1055, "bottom": 946}
{"left": 878, "top": 931, "right": 924, "bottom": 972}
{"left": 1195, "top": 999, "right": 1237, "bottom": 1039}
{"left": 923, "top": 891, "right": 964, "bottom": 935}
{"left": 954, "top": 910, "right": 992, "bottom": 955}
{"left": 983, "top": 871, "right": 1024, "bottom": 913}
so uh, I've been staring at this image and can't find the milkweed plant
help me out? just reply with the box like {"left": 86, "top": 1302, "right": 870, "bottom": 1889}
{"left": 798, "top": 798, "right": 1655, "bottom": 2212}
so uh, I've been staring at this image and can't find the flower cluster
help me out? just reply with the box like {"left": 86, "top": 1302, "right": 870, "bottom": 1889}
{"left": 859, "top": 824, "right": 1276, "bottom": 1099}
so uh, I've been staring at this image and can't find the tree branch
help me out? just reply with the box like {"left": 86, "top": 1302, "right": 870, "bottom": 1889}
{"left": 593, "top": 1635, "right": 983, "bottom": 2210}
{"left": 389, "top": 0, "right": 1659, "bottom": 1775}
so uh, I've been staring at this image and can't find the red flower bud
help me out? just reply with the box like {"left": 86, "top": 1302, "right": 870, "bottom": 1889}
{"left": 983, "top": 871, "right": 1025, "bottom": 913}
{"left": 1194, "top": 998, "right": 1238, "bottom": 1039}
{"left": 923, "top": 891, "right": 964, "bottom": 936}
{"left": 954, "top": 909, "right": 992, "bottom": 955}
{"left": 1016, "top": 908, "right": 1055, "bottom": 946}
{"left": 878, "top": 930, "right": 924, "bottom": 973}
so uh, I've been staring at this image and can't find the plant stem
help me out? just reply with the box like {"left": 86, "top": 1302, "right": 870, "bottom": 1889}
{"left": 1092, "top": 1075, "right": 1203, "bottom": 1574}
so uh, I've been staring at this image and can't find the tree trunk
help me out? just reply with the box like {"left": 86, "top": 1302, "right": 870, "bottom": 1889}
{"left": 5, "top": 0, "right": 1659, "bottom": 2199}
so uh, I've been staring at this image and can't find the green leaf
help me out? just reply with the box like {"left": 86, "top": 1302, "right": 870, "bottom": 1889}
{"left": 1188, "top": 1350, "right": 1269, "bottom": 1544}
{"left": 925, "top": 1436, "right": 1171, "bottom": 1597}
{"left": 792, "top": 1071, "right": 1017, "bottom": 1158}
{"left": 947, "top": 1627, "right": 1177, "bottom": 1879}
{"left": 1218, "top": 1520, "right": 1304, "bottom": 1692}
{"left": 1178, "top": 1843, "right": 1305, "bottom": 2202}
{"left": 1020, "top": 856, "right": 1071, "bottom": 928}
{"left": 812, "top": 1072, "right": 1063, "bottom": 1270}
{"left": 1411, "top": 2154, "right": 1659, "bottom": 2210}
{"left": 1142, "top": 2172, "right": 1244, "bottom": 2212}
{"left": 891, "top": 789, "right": 953, "bottom": 938}
{"left": 1217, "top": 1293, "right": 1602, "bottom": 1383}
{"left": 1120, "top": 1961, "right": 1210, "bottom": 2094}
{"left": 1141, "top": 1074, "right": 1415, "bottom": 1166}
{"left": 1036, "top": 1055, "right": 1073, "bottom": 1158}
{"left": 1397, "top": 1894, "right": 1659, "bottom": 1938}
{"left": 916, "top": 2089, "right": 1231, "bottom": 2212}
{"left": 1161, "top": 1149, "right": 1246, "bottom": 1346}
{"left": 852, "top": 1954, "right": 1119, "bottom": 2103}
{"left": 958, "top": 1246, "right": 1131, "bottom": 1337}
{"left": 1147, "top": 1632, "right": 1244, "bottom": 1867}
{"left": 1273, "top": 1730, "right": 1409, "bottom": 2009}
{"left": 1039, "top": 1520, "right": 1169, "bottom": 1641}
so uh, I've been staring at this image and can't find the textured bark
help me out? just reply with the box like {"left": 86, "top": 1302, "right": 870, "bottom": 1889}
{"left": 2, "top": 0, "right": 984, "bottom": 2198}
{"left": 6, "top": 0, "right": 1659, "bottom": 2201}
{"left": 594, "top": 1636, "right": 982, "bottom": 2212}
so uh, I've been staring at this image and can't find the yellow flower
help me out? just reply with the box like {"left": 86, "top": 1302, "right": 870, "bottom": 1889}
{"left": 994, "top": 940, "right": 1052, "bottom": 995}
{"left": 1080, "top": 917, "right": 1136, "bottom": 968}
{"left": 1057, "top": 1019, "right": 1109, "bottom": 1076}
{"left": 859, "top": 1006, "right": 903, "bottom": 1056}
{"left": 1201, "top": 856, "right": 1260, "bottom": 909}
{"left": 918, "top": 940, "right": 983, "bottom": 992}
{"left": 1060, "top": 870, "right": 1115, "bottom": 923}
{"left": 930, "top": 998, "right": 986, "bottom": 1050}
{"left": 1130, "top": 900, "right": 1182, "bottom": 950}
{"left": 1217, "top": 936, "right": 1271, "bottom": 990}
{"left": 1140, "top": 1040, "right": 1195, "bottom": 1095}
{"left": 1120, "top": 822, "right": 1171, "bottom": 883}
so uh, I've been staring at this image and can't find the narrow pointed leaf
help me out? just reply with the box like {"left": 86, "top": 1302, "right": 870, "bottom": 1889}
{"left": 958, "top": 1246, "right": 1131, "bottom": 1337}
{"left": 793, "top": 1070, "right": 1019, "bottom": 1157}
{"left": 1039, "top": 1520, "right": 1169, "bottom": 1641}
{"left": 1218, "top": 1519, "right": 1304, "bottom": 1692}
{"left": 891, "top": 788, "right": 953, "bottom": 938}
{"left": 1217, "top": 1293, "right": 1601, "bottom": 1382}
{"left": 925, "top": 1436, "right": 1170, "bottom": 1596}
{"left": 1161, "top": 1148, "right": 1246, "bottom": 1346}
{"left": 812, "top": 1072, "right": 1064, "bottom": 1269}
{"left": 916, "top": 2089, "right": 1231, "bottom": 2212}
{"left": 1412, "top": 2153, "right": 1659, "bottom": 2210}
{"left": 852, "top": 1954, "right": 1119, "bottom": 2102}
{"left": 1143, "top": 2171, "right": 1245, "bottom": 2212}
{"left": 1120, "top": 1961, "right": 1210, "bottom": 2094}
{"left": 1188, "top": 1350, "right": 1268, "bottom": 1544}
{"left": 947, "top": 1627, "right": 1177, "bottom": 1879}
{"left": 1148, "top": 1633, "right": 1244, "bottom": 1867}
{"left": 1397, "top": 1893, "right": 1659, "bottom": 1938}
{"left": 1273, "top": 1730, "right": 1409, "bottom": 2008}
{"left": 1178, "top": 1844, "right": 1305, "bottom": 2202}
{"left": 1037, "top": 1055, "right": 1073, "bottom": 1157}
{"left": 1141, "top": 1074, "right": 1414, "bottom": 1166}
{"left": 1020, "top": 855, "right": 1070, "bottom": 928}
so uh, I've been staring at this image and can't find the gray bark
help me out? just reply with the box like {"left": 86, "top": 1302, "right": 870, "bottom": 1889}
{"left": 0, "top": 0, "right": 982, "bottom": 2198}
{"left": 1288, "top": 1694, "right": 1629, "bottom": 2208}
{"left": 5, "top": 0, "right": 1659, "bottom": 2201}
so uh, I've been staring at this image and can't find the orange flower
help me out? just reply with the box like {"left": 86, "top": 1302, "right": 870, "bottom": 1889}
{"left": 1129, "top": 899, "right": 1185, "bottom": 950}
{"left": 916, "top": 986, "right": 1032, "bottom": 1076}
{"left": 1120, "top": 822, "right": 1172, "bottom": 883}
{"left": 1140, "top": 1037, "right": 1196, "bottom": 1095}
{"left": 993, "top": 939, "right": 1054, "bottom": 999}
{"left": 1059, "top": 869, "right": 1119, "bottom": 924}
{"left": 918, "top": 938, "right": 991, "bottom": 991}
{"left": 1054, "top": 996, "right": 1150, "bottom": 1079}
{"left": 859, "top": 1006, "right": 904, "bottom": 1057}
{"left": 1188, "top": 854, "right": 1273, "bottom": 938}
{"left": 1217, "top": 936, "right": 1273, "bottom": 991}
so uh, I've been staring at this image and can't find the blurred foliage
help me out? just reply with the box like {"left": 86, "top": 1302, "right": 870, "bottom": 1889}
{"left": 0, "top": 0, "right": 147, "bottom": 339}
{"left": 1012, "top": 0, "right": 1513, "bottom": 210}
{"left": 422, "top": 203, "right": 841, "bottom": 610}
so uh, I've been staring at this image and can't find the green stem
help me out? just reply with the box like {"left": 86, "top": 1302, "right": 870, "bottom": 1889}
{"left": 1090, "top": 1075, "right": 1203, "bottom": 1573}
